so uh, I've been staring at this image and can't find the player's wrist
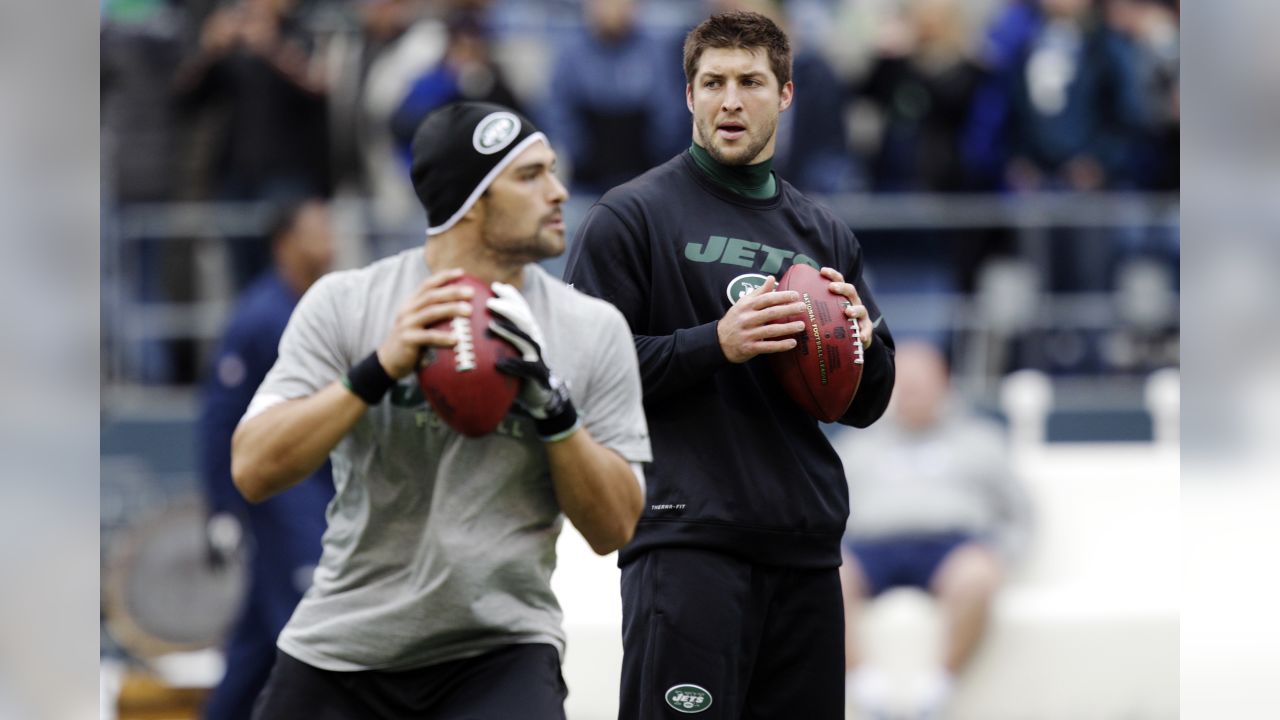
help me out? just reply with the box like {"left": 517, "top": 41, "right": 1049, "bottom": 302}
{"left": 530, "top": 372, "right": 578, "bottom": 440}
{"left": 536, "top": 401, "right": 580, "bottom": 442}
{"left": 373, "top": 345, "right": 414, "bottom": 379}
{"left": 714, "top": 319, "right": 744, "bottom": 364}
{"left": 342, "top": 351, "right": 396, "bottom": 405}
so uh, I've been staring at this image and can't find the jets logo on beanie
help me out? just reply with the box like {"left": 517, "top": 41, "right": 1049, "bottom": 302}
{"left": 410, "top": 102, "right": 547, "bottom": 235}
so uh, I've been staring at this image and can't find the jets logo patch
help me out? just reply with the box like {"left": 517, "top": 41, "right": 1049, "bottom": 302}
{"left": 665, "top": 684, "right": 713, "bottom": 714}
{"left": 473, "top": 112, "right": 521, "bottom": 155}
{"left": 726, "top": 273, "right": 768, "bottom": 304}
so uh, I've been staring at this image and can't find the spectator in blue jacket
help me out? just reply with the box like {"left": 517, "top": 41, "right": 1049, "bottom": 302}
{"left": 198, "top": 199, "right": 336, "bottom": 720}
{"left": 539, "top": 0, "right": 689, "bottom": 194}
{"left": 1001, "top": 0, "right": 1146, "bottom": 193}
{"left": 389, "top": 10, "right": 524, "bottom": 170}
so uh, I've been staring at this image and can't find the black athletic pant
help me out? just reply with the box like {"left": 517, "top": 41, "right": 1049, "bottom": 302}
{"left": 619, "top": 547, "right": 845, "bottom": 719}
{"left": 251, "top": 643, "right": 567, "bottom": 719}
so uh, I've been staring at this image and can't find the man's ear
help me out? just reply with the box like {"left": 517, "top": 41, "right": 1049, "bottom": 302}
{"left": 686, "top": 83, "right": 694, "bottom": 113}
{"left": 779, "top": 80, "right": 794, "bottom": 112}
{"left": 460, "top": 193, "right": 487, "bottom": 226}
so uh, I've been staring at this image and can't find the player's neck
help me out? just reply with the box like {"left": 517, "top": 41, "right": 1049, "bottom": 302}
{"left": 688, "top": 141, "right": 777, "bottom": 199}
{"left": 422, "top": 239, "right": 524, "bottom": 289}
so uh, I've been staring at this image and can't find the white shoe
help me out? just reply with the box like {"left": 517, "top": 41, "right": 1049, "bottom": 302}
{"left": 847, "top": 667, "right": 893, "bottom": 720}
{"left": 908, "top": 667, "right": 953, "bottom": 720}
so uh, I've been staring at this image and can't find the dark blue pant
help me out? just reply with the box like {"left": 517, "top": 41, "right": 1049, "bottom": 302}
{"left": 844, "top": 533, "right": 975, "bottom": 596}
{"left": 251, "top": 644, "right": 567, "bottom": 720}
{"left": 620, "top": 548, "right": 844, "bottom": 719}
{"left": 202, "top": 592, "right": 282, "bottom": 720}
{"left": 203, "top": 476, "right": 331, "bottom": 720}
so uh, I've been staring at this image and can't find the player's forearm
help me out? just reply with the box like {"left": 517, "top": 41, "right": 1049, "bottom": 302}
{"left": 231, "top": 382, "right": 366, "bottom": 503}
{"left": 634, "top": 322, "right": 730, "bottom": 402}
{"left": 546, "top": 430, "right": 644, "bottom": 555}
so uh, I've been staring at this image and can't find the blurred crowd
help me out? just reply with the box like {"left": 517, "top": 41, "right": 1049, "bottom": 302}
{"left": 101, "top": 0, "right": 1180, "bottom": 384}
{"left": 102, "top": 0, "right": 1179, "bottom": 201}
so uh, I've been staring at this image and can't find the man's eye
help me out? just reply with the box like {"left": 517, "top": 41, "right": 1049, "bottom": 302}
{"left": 704, "top": 80, "right": 720, "bottom": 89}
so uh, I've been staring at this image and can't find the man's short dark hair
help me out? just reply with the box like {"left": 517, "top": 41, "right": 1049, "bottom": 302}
{"left": 266, "top": 199, "right": 315, "bottom": 248}
{"left": 682, "top": 10, "right": 792, "bottom": 88}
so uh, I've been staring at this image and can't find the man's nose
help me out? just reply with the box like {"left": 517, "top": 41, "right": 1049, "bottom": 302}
{"left": 722, "top": 83, "right": 743, "bottom": 113}
{"left": 547, "top": 172, "right": 568, "bottom": 204}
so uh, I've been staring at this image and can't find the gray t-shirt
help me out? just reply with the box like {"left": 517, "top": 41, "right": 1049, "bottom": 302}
{"left": 246, "top": 248, "right": 651, "bottom": 671}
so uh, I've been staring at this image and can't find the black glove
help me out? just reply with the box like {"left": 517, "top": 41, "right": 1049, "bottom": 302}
{"left": 486, "top": 283, "right": 580, "bottom": 441}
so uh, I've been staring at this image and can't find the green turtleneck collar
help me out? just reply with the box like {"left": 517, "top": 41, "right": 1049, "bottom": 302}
{"left": 688, "top": 141, "right": 778, "bottom": 200}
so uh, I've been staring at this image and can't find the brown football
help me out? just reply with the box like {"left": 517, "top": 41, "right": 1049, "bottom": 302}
{"left": 767, "top": 264, "right": 865, "bottom": 422}
{"left": 416, "top": 274, "right": 520, "bottom": 437}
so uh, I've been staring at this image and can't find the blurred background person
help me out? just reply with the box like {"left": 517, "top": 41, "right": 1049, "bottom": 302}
{"left": 197, "top": 199, "right": 336, "bottom": 720}
{"left": 1103, "top": 0, "right": 1178, "bottom": 192}
{"left": 969, "top": 0, "right": 1152, "bottom": 375}
{"left": 102, "top": 0, "right": 186, "bottom": 384}
{"left": 389, "top": 7, "right": 525, "bottom": 170}
{"left": 174, "top": 0, "right": 332, "bottom": 289}
{"left": 855, "top": 0, "right": 983, "bottom": 194}
{"left": 1102, "top": 0, "right": 1179, "bottom": 293}
{"left": 959, "top": 0, "right": 1040, "bottom": 192}
{"left": 538, "top": 0, "right": 687, "bottom": 194}
{"left": 835, "top": 341, "right": 1032, "bottom": 720}
{"left": 357, "top": 1, "right": 450, "bottom": 222}
{"left": 843, "top": 0, "right": 989, "bottom": 345}
{"left": 998, "top": 0, "right": 1145, "bottom": 196}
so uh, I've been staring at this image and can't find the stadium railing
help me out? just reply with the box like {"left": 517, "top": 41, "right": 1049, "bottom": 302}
{"left": 102, "top": 192, "right": 1179, "bottom": 431}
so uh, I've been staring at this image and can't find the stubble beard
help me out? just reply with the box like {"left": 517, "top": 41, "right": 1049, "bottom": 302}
{"left": 696, "top": 113, "right": 776, "bottom": 166}
{"left": 480, "top": 211, "right": 564, "bottom": 265}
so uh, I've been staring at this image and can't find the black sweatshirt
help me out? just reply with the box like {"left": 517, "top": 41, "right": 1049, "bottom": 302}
{"left": 563, "top": 150, "right": 896, "bottom": 569}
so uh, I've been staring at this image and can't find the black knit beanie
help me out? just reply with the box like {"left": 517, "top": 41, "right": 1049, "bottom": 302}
{"left": 410, "top": 102, "right": 546, "bottom": 235}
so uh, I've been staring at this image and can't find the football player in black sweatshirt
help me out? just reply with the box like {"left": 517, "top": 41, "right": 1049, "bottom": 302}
{"left": 564, "top": 10, "right": 896, "bottom": 719}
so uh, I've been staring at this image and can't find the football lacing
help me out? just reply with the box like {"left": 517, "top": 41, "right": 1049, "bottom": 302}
{"left": 851, "top": 319, "right": 865, "bottom": 365}
{"left": 451, "top": 316, "right": 476, "bottom": 372}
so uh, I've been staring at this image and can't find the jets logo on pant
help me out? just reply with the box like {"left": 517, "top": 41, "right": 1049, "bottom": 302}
{"left": 665, "top": 684, "right": 713, "bottom": 714}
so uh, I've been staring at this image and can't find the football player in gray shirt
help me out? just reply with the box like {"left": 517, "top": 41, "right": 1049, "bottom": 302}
{"left": 231, "top": 102, "right": 652, "bottom": 720}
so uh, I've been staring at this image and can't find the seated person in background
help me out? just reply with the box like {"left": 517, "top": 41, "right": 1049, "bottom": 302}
{"left": 834, "top": 341, "right": 1033, "bottom": 720}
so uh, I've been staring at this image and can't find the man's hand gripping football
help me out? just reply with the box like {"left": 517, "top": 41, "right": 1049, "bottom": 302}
{"left": 486, "top": 282, "right": 581, "bottom": 442}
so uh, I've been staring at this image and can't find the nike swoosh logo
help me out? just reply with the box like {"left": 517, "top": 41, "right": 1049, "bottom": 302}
{"left": 871, "top": 315, "right": 884, "bottom": 329}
